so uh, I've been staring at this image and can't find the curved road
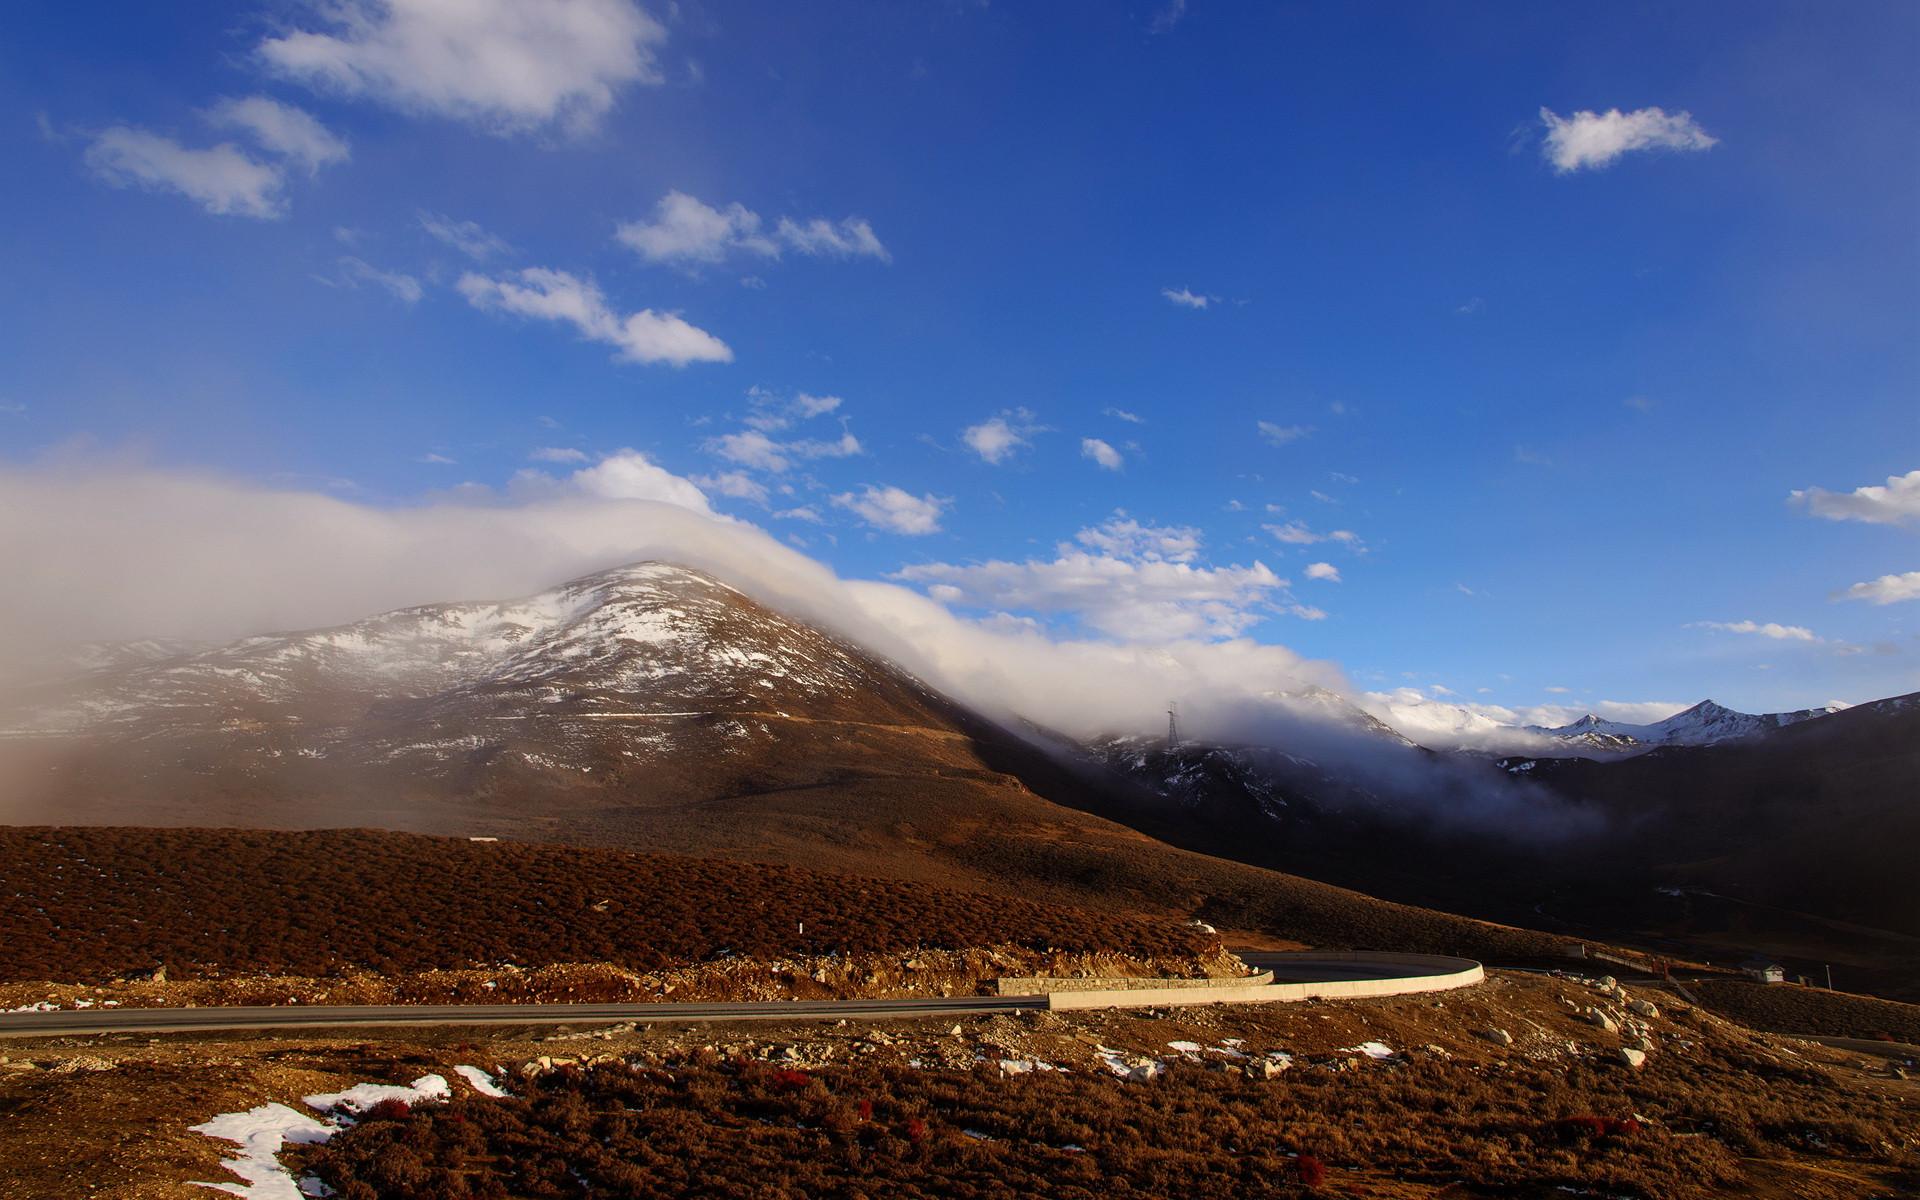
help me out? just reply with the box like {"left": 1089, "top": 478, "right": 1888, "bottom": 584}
{"left": 0, "top": 952, "right": 1484, "bottom": 1039}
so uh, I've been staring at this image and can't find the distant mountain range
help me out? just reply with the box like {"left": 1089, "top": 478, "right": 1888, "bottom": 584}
{"left": 1360, "top": 692, "right": 1849, "bottom": 757}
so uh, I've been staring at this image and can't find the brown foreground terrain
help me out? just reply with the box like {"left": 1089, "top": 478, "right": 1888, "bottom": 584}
{"left": 1, "top": 972, "right": 1913, "bottom": 1199}
{"left": 0, "top": 826, "right": 1573, "bottom": 988}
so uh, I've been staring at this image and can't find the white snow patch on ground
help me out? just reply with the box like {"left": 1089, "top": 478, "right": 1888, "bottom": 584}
{"left": 189, "top": 1103, "right": 333, "bottom": 1199}
{"left": 1095, "top": 1045, "right": 1166, "bottom": 1081}
{"left": 5, "top": 1001, "right": 57, "bottom": 1013}
{"left": 1166, "top": 1040, "right": 1205, "bottom": 1054}
{"left": 1340, "top": 1041, "right": 1396, "bottom": 1059}
{"left": 305, "top": 1073, "right": 451, "bottom": 1116}
{"left": 453, "top": 1065, "right": 509, "bottom": 1098}
{"left": 191, "top": 1074, "right": 468, "bottom": 1197}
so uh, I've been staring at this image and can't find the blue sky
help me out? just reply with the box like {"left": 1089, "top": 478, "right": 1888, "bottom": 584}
{"left": 2, "top": 0, "right": 1916, "bottom": 721}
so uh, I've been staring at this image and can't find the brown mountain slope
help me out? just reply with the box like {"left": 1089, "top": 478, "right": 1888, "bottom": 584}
{"left": 0, "top": 562, "right": 1565, "bottom": 965}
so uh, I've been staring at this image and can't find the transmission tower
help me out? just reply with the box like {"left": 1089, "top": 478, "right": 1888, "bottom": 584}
{"left": 1166, "top": 699, "right": 1180, "bottom": 750}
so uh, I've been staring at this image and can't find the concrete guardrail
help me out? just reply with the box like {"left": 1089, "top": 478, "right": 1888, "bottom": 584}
{"left": 994, "top": 970, "right": 1274, "bottom": 996}
{"left": 1043, "top": 953, "right": 1484, "bottom": 1012}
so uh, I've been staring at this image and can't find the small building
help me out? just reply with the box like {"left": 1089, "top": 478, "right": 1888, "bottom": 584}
{"left": 1740, "top": 957, "right": 1785, "bottom": 985}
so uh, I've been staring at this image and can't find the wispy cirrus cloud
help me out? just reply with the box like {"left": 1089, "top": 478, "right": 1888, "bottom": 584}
{"left": 420, "top": 212, "right": 511, "bottom": 260}
{"left": 962, "top": 409, "right": 1045, "bottom": 464}
{"left": 1257, "top": 421, "right": 1311, "bottom": 447}
{"left": 616, "top": 191, "right": 889, "bottom": 267}
{"left": 1161, "top": 286, "right": 1213, "bottom": 310}
{"left": 1689, "top": 619, "right": 1819, "bottom": 642}
{"left": 330, "top": 256, "right": 423, "bottom": 304}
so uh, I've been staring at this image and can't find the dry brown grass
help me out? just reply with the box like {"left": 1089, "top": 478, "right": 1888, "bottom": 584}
{"left": 0, "top": 827, "right": 1209, "bottom": 981}
{"left": 1689, "top": 979, "right": 1920, "bottom": 1044}
{"left": 303, "top": 1044, "right": 1917, "bottom": 1200}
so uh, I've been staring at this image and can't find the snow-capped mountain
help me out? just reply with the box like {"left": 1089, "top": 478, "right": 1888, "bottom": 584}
{"left": 1360, "top": 691, "right": 1848, "bottom": 758}
{"left": 1522, "top": 699, "right": 1845, "bottom": 752}
{"left": 0, "top": 562, "right": 964, "bottom": 783}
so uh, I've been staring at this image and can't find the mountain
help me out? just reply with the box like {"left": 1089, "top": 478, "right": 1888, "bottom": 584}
{"left": 1363, "top": 691, "right": 1847, "bottom": 757}
{"left": 1522, "top": 699, "right": 1845, "bottom": 751}
{"left": 1084, "top": 690, "right": 1920, "bottom": 998}
{"left": 0, "top": 561, "right": 1573, "bottom": 969}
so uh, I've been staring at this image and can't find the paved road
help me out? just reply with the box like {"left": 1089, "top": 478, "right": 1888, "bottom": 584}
{"left": 0, "top": 951, "right": 1485, "bottom": 1039}
{"left": 0, "top": 995, "right": 1049, "bottom": 1039}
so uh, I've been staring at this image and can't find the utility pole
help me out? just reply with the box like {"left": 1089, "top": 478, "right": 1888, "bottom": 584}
{"left": 1166, "top": 700, "right": 1180, "bottom": 750}
{"left": 1825, "top": 964, "right": 1833, "bottom": 991}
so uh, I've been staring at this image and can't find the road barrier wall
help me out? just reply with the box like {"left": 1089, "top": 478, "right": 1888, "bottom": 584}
{"left": 1045, "top": 956, "right": 1483, "bottom": 1012}
{"left": 994, "top": 970, "right": 1273, "bottom": 996}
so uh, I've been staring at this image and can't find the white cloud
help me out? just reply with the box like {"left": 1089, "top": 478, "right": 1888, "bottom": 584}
{"left": 257, "top": 0, "right": 667, "bottom": 135}
{"left": 553, "top": 449, "right": 714, "bottom": 514}
{"left": 1161, "top": 286, "right": 1211, "bottom": 310}
{"left": 774, "top": 215, "right": 890, "bottom": 261}
{"left": 708, "top": 430, "right": 788, "bottom": 472}
{"left": 1690, "top": 619, "right": 1819, "bottom": 642}
{"left": 456, "top": 268, "right": 731, "bottom": 366}
{"left": 1257, "top": 421, "right": 1310, "bottom": 447}
{"left": 1790, "top": 469, "right": 1920, "bottom": 527}
{"left": 1539, "top": 106, "right": 1718, "bottom": 172}
{"left": 1835, "top": 571, "right": 1920, "bottom": 605}
{"left": 0, "top": 459, "right": 1363, "bottom": 751}
{"left": 693, "top": 471, "right": 770, "bottom": 505}
{"left": 896, "top": 551, "right": 1285, "bottom": 641}
{"left": 742, "top": 387, "right": 843, "bottom": 433}
{"left": 1264, "top": 521, "right": 1362, "bottom": 549}
{"left": 616, "top": 191, "right": 890, "bottom": 266}
{"left": 617, "top": 191, "right": 776, "bottom": 264}
{"left": 335, "top": 256, "right": 423, "bottom": 303}
{"left": 962, "top": 409, "right": 1043, "bottom": 464}
{"left": 84, "top": 127, "right": 286, "bottom": 218}
{"left": 1081, "top": 438, "right": 1124, "bottom": 471}
{"left": 792, "top": 392, "right": 843, "bottom": 420}
{"left": 1150, "top": 0, "right": 1188, "bottom": 33}
{"left": 708, "top": 428, "right": 862, "bottom": 474}
{"left": 417, "top": 452, "right": 455, "bottom": 465}
{"left": 205, "top": 96, "right": 348, "bottom": 174}
{"left": 1072, "top": 514, "right": 1200, "bottom": 564}
{"left": 1304, "top": 561, "right": 1341, "bottom": 582}
{"left": 419, "top": 212, "right": 510, "bottom": 260}
{"left": 530, "top": 447, "right": 589, "bottom": 464}
{"left": 832, "top": 485, "right": 946, "bottom": 535}
{"left": 773, "top": 506, "right": 824, "bottom": 524}
{"left": 1103, "top": 407, "right": 1144, "bottom": 424}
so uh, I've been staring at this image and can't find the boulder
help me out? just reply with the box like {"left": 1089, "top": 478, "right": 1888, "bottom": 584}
{"left": 1618, "top": 1047, "right": 1647, "bottom": 1069}
{"left": 1628, "top": 999, "right": 1659, "bottom": 1019}
{"left": 1479, "top": 1028, "right": 1515, "bottom": 1047}
{"left": 1585, "top": 1008, "right": 1619, "bottom": 1034}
